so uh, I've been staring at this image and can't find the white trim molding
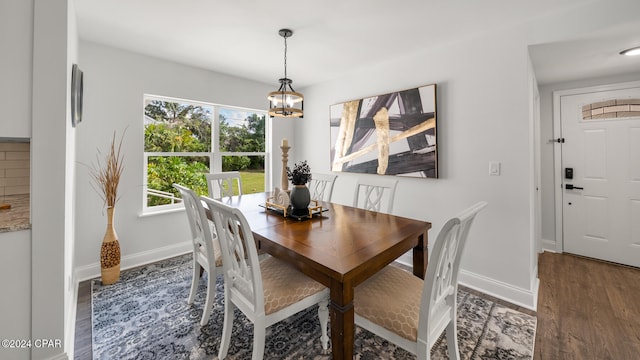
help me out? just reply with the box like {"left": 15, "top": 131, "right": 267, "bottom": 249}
{"left": 74, "top": 241, "right": 192, "bottom": 282}
{"left": 45, "top": 353, "right": 70, "bottom": 360}
{"left": 396, "top": 253, "right": 413, "bottom": 267}
{"left": 541, "top": 238, "right": 557, "bottom": 253}
{"left": 458, "top": 269, "right": 539, "bottom": 311}
{"left": 396, "top": 255, "right": 539, "bottom": 310}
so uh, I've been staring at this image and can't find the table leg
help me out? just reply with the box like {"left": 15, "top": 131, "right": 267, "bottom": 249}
{"left": 329, "top": 281, "right": 354, "bottom": 360}
{"left": 412, "top": 231, "right": 428, "bottom": 279}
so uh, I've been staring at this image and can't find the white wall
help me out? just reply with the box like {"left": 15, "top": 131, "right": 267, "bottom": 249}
{"left": 0, "top": 1, "right": 34, "bottom": 360}
{"left": 65, "top": 0, "right": 79, "bottom": 356}
{"left": 298, "top": 28, "right": 539, "bottom": 308}
{"left": 32, "top": 0, "right": 75, "bottom": 358}
{"left": 538, "top": 72, "right": 640, "bottom": 251}
{"left": 74, "top": 41, "right": 290, "bottom": 278}
{"left": 0, "top": 0, "right": 32, "bottom": 138}
{"left": 26, "top": 0, "right": 80, "bottom": 358}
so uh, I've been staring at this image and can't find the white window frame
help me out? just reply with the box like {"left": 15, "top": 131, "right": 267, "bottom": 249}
{"left": 142, "top": 94, "right": 270, "bottom": 214}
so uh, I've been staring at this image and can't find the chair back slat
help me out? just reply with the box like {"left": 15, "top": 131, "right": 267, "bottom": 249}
{"left": 309, "top": 173, "right": 337, "bottom": 202}
{"left": 205, "top": 172, "right": 243, "bottom": 199}
{"left": 174, "top": 184, "right": 216, "bottom": 266}
{"left": 202, "top": 196, "right": 263, "bottom": 312}
{"left": 419, "top": 201, "right": 487, "bottom": 342}
{"left": 353, "top": 177, "right": 398, "bottom": 213}
{"left": 354, "top": 201, "right": 486, "bottom": 357}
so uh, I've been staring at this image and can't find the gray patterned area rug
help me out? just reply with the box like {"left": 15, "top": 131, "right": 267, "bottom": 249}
{"left": 92, "top": 254, "right": 536, "bottom": 359}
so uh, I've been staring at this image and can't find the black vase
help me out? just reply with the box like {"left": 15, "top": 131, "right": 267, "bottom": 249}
{"left": 290, "top": 185, "right": 311, "bottom": 211}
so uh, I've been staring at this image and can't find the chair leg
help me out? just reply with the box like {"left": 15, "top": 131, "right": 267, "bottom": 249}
{"left": 252, "top": 316, "right": 266, "bottom": 360}
{"left": 200, "top": 269, "right": 216, "bottom": 326}
{"left": 218, "top": 294, "right": 235, "bottom": 360}
{"left": 445, "top": 319, "right": 460, "bottom": 360}
{"left": 416, "top": 338, "right": 430, "bottom": 360}
{"left": 318, "top": 300, "right": 329, "bottom": 350}
{"left": 188, "top": 259, "right": 201, "bottom": 304}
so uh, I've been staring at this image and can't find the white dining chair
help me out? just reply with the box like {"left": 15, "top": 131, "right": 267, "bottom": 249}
{"left": 173, "top": 184, "right": 223, "bottom": 326}
{"left": 354, "top": 201, "right": 488, "bottom": 359}
{"left": 202, "top": 196, "right": 330, "bottom": 360}
{"left": 353, "top": 176, "right": 398, "bottom": 213}
{"left": 205, "top": 171, "right": 243, "bottom": 199}
{"left": 309, "top": 173, "right": 337, "bottom": 202}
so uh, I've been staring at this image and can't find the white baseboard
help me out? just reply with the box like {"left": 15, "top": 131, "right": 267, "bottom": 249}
{"left": 75, "top": 243, "right": 539, "bottom": 310}
{"left": 44, "top": 353, "right": 69, "bottom": 360}
{"left": 458, "top": 269, "right": 539, "bottom": 311}
{"left": 541, "top": 238, "right": 557, "bottom": 253}
{"left": 396, "top": 254, "right": 539, "bottom": 311}
{"left": 74, "top": 241, "right": 192, "bottom": 282}
{"left": 396, "top": 252, "right": 413, "bottom": 267}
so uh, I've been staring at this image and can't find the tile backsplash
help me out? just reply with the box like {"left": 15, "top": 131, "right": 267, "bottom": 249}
{"left": 0, "top": 141, "right": 30, "bottom": 196}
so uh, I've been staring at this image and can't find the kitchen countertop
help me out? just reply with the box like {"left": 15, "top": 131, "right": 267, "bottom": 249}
{"left": 0, "top": 194, "right": 31, "bottom": 233}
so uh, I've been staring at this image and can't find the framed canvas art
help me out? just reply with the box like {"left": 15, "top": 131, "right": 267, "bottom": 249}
{"left": 330, "top": 84, "right": 437, "bottom": 178}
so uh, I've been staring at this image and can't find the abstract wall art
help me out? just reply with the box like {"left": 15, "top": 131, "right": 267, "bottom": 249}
{"left": 330, "top": 84, "right": 437, "bottom": 178}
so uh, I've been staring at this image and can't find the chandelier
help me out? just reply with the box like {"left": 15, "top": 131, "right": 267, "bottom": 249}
{"left": 268, "top": 29, "right": 303, "bottom": 118}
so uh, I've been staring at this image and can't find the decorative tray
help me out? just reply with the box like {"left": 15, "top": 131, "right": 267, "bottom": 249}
{"left": 260, "top": 199, "right": 328, "bottom": 220}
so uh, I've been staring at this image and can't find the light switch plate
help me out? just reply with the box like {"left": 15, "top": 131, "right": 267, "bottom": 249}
{"left": 489, "top": 161, "right": 501, "bottom": 176}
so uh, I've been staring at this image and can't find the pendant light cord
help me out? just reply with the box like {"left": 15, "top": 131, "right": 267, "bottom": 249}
{"left": 283, "top": 34, "right": 288, "bottom": 80}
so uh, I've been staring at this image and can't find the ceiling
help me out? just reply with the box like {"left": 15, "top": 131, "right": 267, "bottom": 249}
{"left": 529, "top": 20, "right": 640, "bottom": 85}
{"left": 75, "top": 0, "right": 640, "bottom": 88}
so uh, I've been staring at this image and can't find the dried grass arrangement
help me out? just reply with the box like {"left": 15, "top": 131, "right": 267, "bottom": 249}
{"left": 89, "top": 129, "right": 126, "bottom": 285}
{"left": 89, "top": 131, "right": 125, "bottom": 208}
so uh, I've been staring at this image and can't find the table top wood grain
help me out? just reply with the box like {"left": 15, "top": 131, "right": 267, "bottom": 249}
{"left": 207, "top": 192, "right": 431, "bottom": 359}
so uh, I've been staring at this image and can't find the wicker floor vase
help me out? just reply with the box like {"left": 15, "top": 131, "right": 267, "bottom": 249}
{"left": 100, "top": 206, "right": 121, "bottom": 285}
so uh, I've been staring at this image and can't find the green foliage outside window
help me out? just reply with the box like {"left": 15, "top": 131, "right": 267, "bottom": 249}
{"left": 145, "top": 123, "right": 209, "bottom": 153}
{"left": 147, "top": 156, "right": 209, "bottom": 206}
{"left": 144, "top": 99, "right": 265, "bottom": 207}
{"left": 219, "top": 113, "right": 265, "bottom": 171}
{"left": 145, "top": 100, "right": 211, "bottom": 152}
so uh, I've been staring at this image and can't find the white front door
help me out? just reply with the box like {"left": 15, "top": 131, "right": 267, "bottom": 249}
{"left": 559, "top": 84, "right": 640, "bottom": 267}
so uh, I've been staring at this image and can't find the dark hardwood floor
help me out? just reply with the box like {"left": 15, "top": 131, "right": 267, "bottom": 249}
{"left": 74, "top": 252, "right": 640, "bottom": 359}
{"left": 535, "top": 252, "right": 640, "bottom": 359}
{"left": 74, "top": 279, "right": 92, "bottom": 360}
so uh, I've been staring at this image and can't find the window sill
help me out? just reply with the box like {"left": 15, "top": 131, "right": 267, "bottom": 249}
{"left": 139, "top": 206, "right": 184, "bottom": 218}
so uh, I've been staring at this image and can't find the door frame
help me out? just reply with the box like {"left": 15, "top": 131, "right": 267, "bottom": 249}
{"left": 533, "top": 84, "right": 542, "bottom": 255}
{"left": 553, "top": 80, "right": 640, "bottom": 253}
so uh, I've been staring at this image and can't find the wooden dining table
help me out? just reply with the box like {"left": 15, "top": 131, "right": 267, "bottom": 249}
{"left": 208, "top": 192, "right": 431, "bottom": 360}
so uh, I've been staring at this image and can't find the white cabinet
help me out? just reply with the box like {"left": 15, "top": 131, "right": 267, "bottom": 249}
{"left": 0, "top": 230, "right": 31, "bottom": 360}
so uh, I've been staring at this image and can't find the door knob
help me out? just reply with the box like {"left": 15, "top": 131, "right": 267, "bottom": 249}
{"left": 565, "top": 184, "right": 584, "bottom": 190}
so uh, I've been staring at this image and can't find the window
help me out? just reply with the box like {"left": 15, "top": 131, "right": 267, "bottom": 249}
{"left": 143, "top": 95, "right": 268, "bottom": 212}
